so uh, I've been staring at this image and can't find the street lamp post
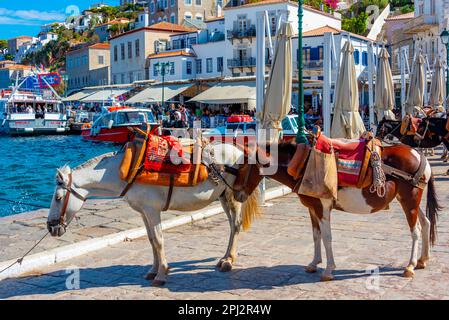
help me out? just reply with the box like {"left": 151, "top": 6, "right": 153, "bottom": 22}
{"left": 154, "top": 62, "right": 172, "bottom": 110}
{"left": 440, "top": 28, "right": 449, "bottom": 108}
{"left": 296, "top": 0, "right": 307, "bottom": 144}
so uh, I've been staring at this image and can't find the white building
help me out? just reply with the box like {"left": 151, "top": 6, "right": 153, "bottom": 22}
{"left": 109, "top": 22, "right": 197, "bottom": 85}
{"left": 224, "top": 1, "right": 341, "bottom": 77}
{"left": 148, "top": 17, "right": 226, "bottom": 81}
{"left": 66, "top": 10, "right": 104, "bottom": 32}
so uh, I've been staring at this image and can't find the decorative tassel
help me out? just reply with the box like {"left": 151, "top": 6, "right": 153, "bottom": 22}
{"left": 369, "top": 151, "right": 386, "bottom": 197}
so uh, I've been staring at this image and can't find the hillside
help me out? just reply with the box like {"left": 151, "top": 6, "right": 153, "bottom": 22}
{"left": 21, "top": 3, "right": 141, "bottom": 72}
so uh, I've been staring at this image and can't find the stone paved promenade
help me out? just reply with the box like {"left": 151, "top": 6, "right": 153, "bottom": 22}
{"left": 0, "top": 154, "right": 448, "bottom": 299}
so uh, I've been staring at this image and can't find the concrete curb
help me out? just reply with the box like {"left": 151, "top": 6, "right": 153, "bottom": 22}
{"left": 0, "top": 186, "right": 292, "bottom": 281}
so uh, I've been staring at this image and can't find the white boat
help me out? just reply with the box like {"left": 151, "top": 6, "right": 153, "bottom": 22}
{"left": 0, "top": 79, "right": 69, "bottom": 136}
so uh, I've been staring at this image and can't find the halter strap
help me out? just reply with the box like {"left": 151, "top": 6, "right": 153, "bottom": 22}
{"left": 59, "top": 172, "right": 86, "bottom": 226}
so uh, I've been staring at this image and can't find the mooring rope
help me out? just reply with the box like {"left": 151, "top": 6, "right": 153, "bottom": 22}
{"left": 0, "top": 230, "right": 50, "bottom": 275}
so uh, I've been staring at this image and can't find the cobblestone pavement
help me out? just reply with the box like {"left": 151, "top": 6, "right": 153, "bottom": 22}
{"left": 0, "top": 182, "right": 280, "bottom": 262}
{"left": 0, "top": 155, "right": 448, "bottom": 299}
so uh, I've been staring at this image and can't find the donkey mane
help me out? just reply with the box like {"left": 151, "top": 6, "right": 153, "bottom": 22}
{"left": 72, "top": 152, "right": 117, "bottom": 171}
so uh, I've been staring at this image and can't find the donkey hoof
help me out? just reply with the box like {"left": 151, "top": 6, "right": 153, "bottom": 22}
{"left": 305, "top": 265, "right": 318, "bottom": 273}
{"left": 416, "top": 260, "right": 427, "bottom": 270}
{"left": 320, "top": 274, "right": 334, "bottom": 282}
{"left": 219, "top": 261, "right": 233, "bottom": 272}
{"left": 402, "top": 268, "right": 415, "bottom": 278}
{"left": 145, "top": 272, "right": 157, "bottom": 280}
{"left": 152, "top": 280, "right": 166, "bottom": 287}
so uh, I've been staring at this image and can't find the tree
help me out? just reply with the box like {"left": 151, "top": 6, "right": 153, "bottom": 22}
{"left": 4, "top": 54, "right": 14, "bottom": 61}
{"left": 0, "top": 39, "right": 7, "bottom": 50}
{"left": 342, "top": 12, "right": 368, "bottom": 35}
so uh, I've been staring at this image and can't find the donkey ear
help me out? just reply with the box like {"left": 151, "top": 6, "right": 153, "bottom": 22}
{"left": 56, "top": 169, "right": 65, "bottom": 183}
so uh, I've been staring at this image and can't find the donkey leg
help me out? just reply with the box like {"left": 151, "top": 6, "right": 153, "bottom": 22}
{"left": 397, "top": 189, "right": 421, "bottom": 278}
{"left": 217, "top": 191, "right": 242, "bottom": 272}
{"left": 416, "top": 208, "right": 431, "bottom": 270}
{"left": 140, "top": 213, "right": 159, "bottom": 280}
{"left": 305, "top": 209, "right": 322, "bottom": 273}
{"left": 143, "top": 208, "right": 169, "bottom": 286}
{"left": 319, "top": 203, "right": 336, "bottom": 281}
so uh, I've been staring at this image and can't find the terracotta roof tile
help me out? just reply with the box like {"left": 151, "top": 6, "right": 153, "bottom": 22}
{"left": 110, "top": 23, "right": 197, "bottom": 40}
{"left": 385, "top": 12, "right": 414, "bottom": 21}
{"left": 302, "top": 25, "right": 341, "bottom": 37}
{"left": 148, "top": 50, "right": 196, "bottom": 59}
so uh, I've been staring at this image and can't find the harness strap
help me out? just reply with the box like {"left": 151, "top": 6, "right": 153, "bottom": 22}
{"left": 120, "top": 166, "right": 143, "bottom": 197}
{"left": 59, "top": 173, "right": 73, "bottom": 226}
{"left": 162, "top": 174, "right": 175, "bottom": 212}
{"left": 381, "top": 153, "right": 427, "bottom": 189}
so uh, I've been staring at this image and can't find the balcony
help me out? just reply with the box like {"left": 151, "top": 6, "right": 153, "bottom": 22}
{"left": 227, "top": 58, "right": 257, "bottom": 68}
{"left": 404, "top": 15, "right": 438, "bottom": 34}
{"left": 227, "top": 26, "right": 256, "bottom": 42}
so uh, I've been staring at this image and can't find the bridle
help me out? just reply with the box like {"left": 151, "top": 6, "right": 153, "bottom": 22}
{"left": 52, "top": 171, "right": 87, "bottom": 229}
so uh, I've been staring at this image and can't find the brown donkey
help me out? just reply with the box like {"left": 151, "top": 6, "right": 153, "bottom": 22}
{"left": 232, "top": 142, "right": 442, "bottom": 281}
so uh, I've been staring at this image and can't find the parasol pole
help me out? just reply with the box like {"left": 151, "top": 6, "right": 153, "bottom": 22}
{"left": 296, "top": 0, "right": 307, "bottom": 144}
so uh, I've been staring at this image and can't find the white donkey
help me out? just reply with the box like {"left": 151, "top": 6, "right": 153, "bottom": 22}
{"left": 47, "top": 143, "right": 258, "bottom": 286}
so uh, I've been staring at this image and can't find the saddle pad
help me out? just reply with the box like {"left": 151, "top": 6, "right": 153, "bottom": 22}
{"left": 135, "top": 165, "right": 209, "bottom": 187}
{"left": 144, "top": 135, "right": 193, "bottom": 174}
{"left": 315, "top": 135, "right": 366, "bottom": 187}
{"left": 400, "top": 115, "right": 422, "bottom": 136}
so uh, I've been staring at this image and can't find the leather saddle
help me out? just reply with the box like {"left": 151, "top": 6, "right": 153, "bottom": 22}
{"left": 119, "top": 124, "right": 208, "bottom": 187}
{"left": 288, "top": 128, "right": 382, "bottom": 189}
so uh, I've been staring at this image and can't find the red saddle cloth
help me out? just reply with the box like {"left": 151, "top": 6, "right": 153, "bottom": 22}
{"left": 315, "top": 135, "right": 367, "bottom": 187}
{"left": 144, "top": 135, "right": 192, "bottom": 174}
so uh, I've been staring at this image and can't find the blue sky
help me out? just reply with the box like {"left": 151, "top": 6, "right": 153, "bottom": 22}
{"left": 0, "top": 0, "right": 119, "bottom": 39}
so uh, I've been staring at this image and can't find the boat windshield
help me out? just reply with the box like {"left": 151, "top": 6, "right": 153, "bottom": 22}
{"left": 116, "top": 111, "right": 155, "bottom": 125}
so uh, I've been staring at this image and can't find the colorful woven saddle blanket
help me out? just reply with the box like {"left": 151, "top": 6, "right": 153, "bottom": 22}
{"left": 315, "top": 135, "right": 368, "bottom": 187}
{"left": 144, "top": 135, "right": 194, "bottom": 174}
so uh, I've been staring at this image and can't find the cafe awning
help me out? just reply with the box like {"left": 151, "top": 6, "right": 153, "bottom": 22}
{"left": 63, "top": 90, "right": 96, "bottom": 102}
{"left": 126, "top": 83, "right": 192, "bottom": 104}
{"left": 188, "top": 81, "right": 256, "bottom": 105}
{"left": 80, "top": 89, "right": 130, "bottom": 103}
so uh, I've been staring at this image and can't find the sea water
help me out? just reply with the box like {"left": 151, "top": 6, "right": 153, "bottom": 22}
{"left": 0, "top": 135, "right": 120, "bottom": 217}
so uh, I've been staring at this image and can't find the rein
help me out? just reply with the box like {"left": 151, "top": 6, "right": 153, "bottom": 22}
{"left": 57, "top": 172, "right": 87, "bottom": 227}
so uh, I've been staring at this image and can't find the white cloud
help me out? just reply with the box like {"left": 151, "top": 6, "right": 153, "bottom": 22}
{"left": 0, "top": 8, "right": 66, "bottom": 26}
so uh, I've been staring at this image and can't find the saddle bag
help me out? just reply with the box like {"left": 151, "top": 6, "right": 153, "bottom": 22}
{"left": 297, "top": 146, "right": 338, "bottom": 200}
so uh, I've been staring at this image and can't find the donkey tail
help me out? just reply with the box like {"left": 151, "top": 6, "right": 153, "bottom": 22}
{"left": 427, "top": 174, "right": 442, "bottom": 246}
{"left": 241, "top": 187, "right": 261, "bottom": 231}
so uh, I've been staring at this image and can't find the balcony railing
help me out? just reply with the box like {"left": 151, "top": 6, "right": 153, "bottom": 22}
{"left": 227, "top": 58, "right": 257, "bottom": 68}
{"left": 226, "top": 27, "right": 256, "bottom": 40}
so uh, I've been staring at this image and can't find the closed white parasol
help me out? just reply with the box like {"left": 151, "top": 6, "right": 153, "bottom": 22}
{"left": 405, "top": 53, "right": 425, "bottom": 116}
{"left": 429, "top": 57, "right": 446, "bottom": 113}
{"left": 375, "top": 47, "right": 396, "bottom": 121}
{"left": 257, "top": 21, "right": 293, "bottom": 138}
{"left": 331, "top": 41, "right": 366, "bottom": 139}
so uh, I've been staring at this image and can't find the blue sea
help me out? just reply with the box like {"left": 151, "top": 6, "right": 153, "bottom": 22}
{"left": 0, "top": 135, "right": 120, "bottom": 217}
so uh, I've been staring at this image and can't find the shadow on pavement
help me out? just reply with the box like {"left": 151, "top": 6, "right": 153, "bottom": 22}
{"left": 0, "top": 259, "right": 403, "bottom": 299}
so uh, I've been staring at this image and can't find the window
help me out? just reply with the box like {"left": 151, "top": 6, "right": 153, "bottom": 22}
{"left": 206, "top": 58, "right": 213, "bottom": 73}
{"left": 195, "top": 0, "right": 201, "bottom": 5}
{"left": 121, "top": 73, "right": 125, "bottom": 84}
{"left": 128, "top": 41, "right": 132, "bottom": 59}
{"left": 196, "top": 59, "right": 202, "bottom": 74}
{"left": 354, "top": 49, "right": 360, "bottom": 65}
{"left": 121, "top": 43, "right": 125, "bottom": 60}
{"left": 150, "top": 2, "right": 154, "bottom": 13}
{"left": 184, "top": 13, "right": 192, "bottom": 20}
{"left": 135, "top": 39, "right": 140, "bottom": 57}
{"left": 186, "top": 61, "right": 192, "bottom": 75}
{"left": 185, "top": 0, "right": 192, "bottom": 5}
{"left": 362, "top": 51, "right": 368, "bottom": 66}
{"left": 170, "top": 62, "right": 175, "bottom": 75}
{"left": 163, "top": 16, "right": 168, "bottom": 22}
{"left": 302, "top": 47, "right": 311, "bottom": 62}
{"left": 171, "top": 0, "right": 175, "bottom": 6}
{"left": 217, "top": 57, "right": 223, "bottom": 72}
{"left": 164, "top": 0, "right": 168, "bottom": 8}
{"left": 154, "top": 64, "right": 159, "bottom": 77}
{"left": 113, "top": 74, "right": 117, "bottom": 84}
{"left": 195, "top": 14, "right": 203, "bottom": 21}
{"left": 129, "top": 72, "right": 134, "bottom": 83}
{"left": 98, "top": 55, "right": 104, "bottom": 65}
{"left": 170, "top": 14, "right": 176, "bottom": 24}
